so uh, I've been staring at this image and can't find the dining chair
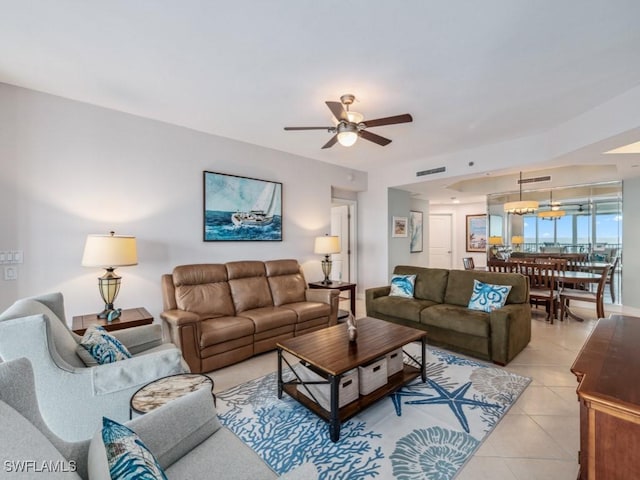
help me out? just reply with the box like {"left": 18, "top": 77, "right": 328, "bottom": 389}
{"left": 520, "top": 262, "right": 558, "bottom": 322}
{"left": 560, "top": 265, "right": 611, "bottom": 320}
{"left": 487, "top": 259, "right": 519, "bottom": 273}
{"left": 462, "top": 257, "right": 475, "bottom": 270}
{"left": 606, "top": 256, "right": 620, "bottom": 303}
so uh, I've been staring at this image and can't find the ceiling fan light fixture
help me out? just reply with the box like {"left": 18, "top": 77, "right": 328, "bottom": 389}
{"left": 337, "top": 123, "right": 358, "bottom": 147}
{"left": 346, "top": 111, "right": 364, "bottom": 124}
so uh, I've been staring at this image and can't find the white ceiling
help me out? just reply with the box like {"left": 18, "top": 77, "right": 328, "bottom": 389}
{"left": 2, "top": 1, "right": 640, "bottom": 200}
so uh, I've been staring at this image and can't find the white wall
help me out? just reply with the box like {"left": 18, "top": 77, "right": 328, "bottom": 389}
{"left": 429, "top": 201, "right": 488, "bottom": 269}
{"left": 0, "top": 83, "right": 367, "bottom": 319}
{"left": 409, "top": 198, "right": 429, "bottom": 267}
{"left": 623, "top": 176, "right": 640, "bottom": 309}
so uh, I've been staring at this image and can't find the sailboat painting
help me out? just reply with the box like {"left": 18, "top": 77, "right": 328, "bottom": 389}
{"left": 203, "top": 171, "right": 282, "bottom": 241}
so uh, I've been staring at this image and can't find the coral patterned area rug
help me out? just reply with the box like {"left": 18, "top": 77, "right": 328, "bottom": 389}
{"left": 216, "top": 345, "right": 530, "bottom": 480}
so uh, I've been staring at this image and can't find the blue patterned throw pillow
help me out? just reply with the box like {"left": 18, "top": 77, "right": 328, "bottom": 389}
{"left": 79, "top": 325, "right": 131, "bottom": 365}
{"left": 467, "top": 279, "right": 512, "bottom": 313}
{"left": 389, "top": 274, "right": 416, "bottom": 298}
{"left": 102, "top": 417, "right": 167, "bottom": 480}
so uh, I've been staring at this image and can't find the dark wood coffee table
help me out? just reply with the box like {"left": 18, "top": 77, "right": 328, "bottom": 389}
{"left": 277, "top": 316, "right": 426, "bottom": 441}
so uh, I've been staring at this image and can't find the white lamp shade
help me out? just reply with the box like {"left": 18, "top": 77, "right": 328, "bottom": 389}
{"left": 314, "top": 235, "right": 341, "bottom": 255}
{"left": 538, "top": 210, "right": 566, "bottom": 219}
{"left": 504, "top": 200, "right": 538, "bottom": 214}
{"left": 82, "top": 234, "right": 138, "bottom": 267}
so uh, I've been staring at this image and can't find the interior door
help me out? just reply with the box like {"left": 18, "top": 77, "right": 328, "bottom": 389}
{"left": 330, "top": 205, "right": 350, "bottom": 282}
{"left": 429, "top": 214, "right": 453, "bottom": 268}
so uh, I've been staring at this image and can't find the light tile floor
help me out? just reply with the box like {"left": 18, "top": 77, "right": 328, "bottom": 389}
{"left": 210, "top": 298, "right": 633, "bottom": 479}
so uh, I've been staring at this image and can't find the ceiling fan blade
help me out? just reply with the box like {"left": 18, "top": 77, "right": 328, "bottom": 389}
{"left": 321, "top": 134, "right": 338, "bottom": 149}
{"left": 360, "top": 130, "right": 392, "bottom": 146}
{"left": 325, "top": 101, "right": 348, "bottom": 122}
{"left": 284, "top": 126, "right": 333, "bottom": 131}
{"left": 363, "top": 114, "right": 413, "bottom": 128}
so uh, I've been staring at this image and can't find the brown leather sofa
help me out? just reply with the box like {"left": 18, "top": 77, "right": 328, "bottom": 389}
{"left": 160, "top": 259, "right": 339, "bottom": 373}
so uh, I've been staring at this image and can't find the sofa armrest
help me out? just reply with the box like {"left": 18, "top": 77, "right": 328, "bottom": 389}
{"left": 160, "top": 309, "right": 200, "bottom": 327}
{"left": 91, "top": 347, "right": 187, "bottom": 395}
{"left": 365, "top": 286, "right": 391, "bottom": 317}
{"left": 489, "top": 303, "right": 532, "bottom": 365}
{"left": 305, "top": 288, "right": 338, "bottom": 305}
{"left": 110, "top": 323, "right": 163, "bottom": 354}
{"left": 128, "top": 387, "right": 221, "bottom": 470}
{"left": 366, "top": 286, "right": 391, "bottom": 301}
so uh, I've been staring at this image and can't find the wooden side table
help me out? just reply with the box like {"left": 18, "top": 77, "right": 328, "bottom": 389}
{"left": 71, "top": 307, "right": 153, "bottom": 335}
{"left": 308, "top": 281, "right": 356, "bottom": 317}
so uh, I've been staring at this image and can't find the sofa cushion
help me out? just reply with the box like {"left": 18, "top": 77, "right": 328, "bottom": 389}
{"left": 393, "top": 266, "right": 449, "bottom": 303}
{"left": 389, "top": 274, "right": 416, "bottom": 298}
{"left": 78, "top": 325, "right": 132, "bottom": 365}
{"left": 164, "top": 427, "right": 276, "bottom": 479}
{"left": 467, "top": 280, "right": 512, "bottom": 313}
{"left": 281, "top": 301, "right": 331, "bottom": 322}
{"left": 370, "top": 296, "right": 438, "bottom": 322}
{"left": 229, "top": 277, "right": 274, "bottom": 313}
{"left": 267, "top": 261, "right": 307, "bottom": 306}
{"left": 444, "top": 270, "right": 526, "bottom": 307}
{"left": 238, "top": 307, "right": 297, "bottom": 333}
{"left": 173, "top": 264, "right": 235, "bottom": 318}
{"left": 421, "top": 304, "right": 490, "bottom": 337}
{"left": 199, "top": 316, "right": 255, "bottom": 348}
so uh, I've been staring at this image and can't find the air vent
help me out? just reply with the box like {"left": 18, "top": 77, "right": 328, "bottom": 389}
{"left": 416, "top": 166, "right": 446, "bottom": 177}
{"left": 518, "top": 175, "right": 551, "bottom": 184}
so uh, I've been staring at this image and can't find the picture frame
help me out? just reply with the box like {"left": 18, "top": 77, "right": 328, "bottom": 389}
{"left": 392, "top": 216, "right": 408, "bottom": 238}
{"left": 466, "top": 214, "right": 487, "bottom": 252}
{"left": 409, "top": 210, "right": 423, "bottom": 252}
{"left": 203, "top": 171, "right": 282, "bottom": 241}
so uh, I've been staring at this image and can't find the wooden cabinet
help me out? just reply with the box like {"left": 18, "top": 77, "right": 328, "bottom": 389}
{"left": 571, "top": 314, "right": 640, "bottom": 479}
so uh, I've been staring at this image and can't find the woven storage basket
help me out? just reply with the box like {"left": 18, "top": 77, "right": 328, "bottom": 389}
{"left": 358, "top": 357, "right": 388, "bottom": 395}
{"left": 386, "top": 348, "right": 404, "bottom": 377}
{"left": 294, "top": 363, "right": 359, "bottom": 411}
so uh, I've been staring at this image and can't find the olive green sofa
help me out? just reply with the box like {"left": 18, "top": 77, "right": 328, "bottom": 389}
{"left": 365, "top": 266, "right": 531, "bottom": 365}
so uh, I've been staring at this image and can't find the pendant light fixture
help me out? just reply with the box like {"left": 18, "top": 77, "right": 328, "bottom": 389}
{"left": 504, "top": 172, "right": 539, "bottom": 215}
{"left": 538, "top": 190, "right": 566, "bottom": 221}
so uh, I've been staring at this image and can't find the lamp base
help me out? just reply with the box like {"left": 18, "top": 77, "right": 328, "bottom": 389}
{"left": 97, "top": 304, "right": 122, "bottom": 322}
{"left": 321, "top": 256, "right": 332, "bottom": 284}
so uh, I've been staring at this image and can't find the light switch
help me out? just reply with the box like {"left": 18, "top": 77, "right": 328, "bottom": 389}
{"left": 12, "top": 251, "right": 23, "bottom": 264}
{"left": 0, "top": 252, "right": 5, "bottom": 263}
{"left": 5, "top": 252, "right": 12, "bottom": 262}
{"left": 4, "top": 266, "right": 17, "bottom": 281}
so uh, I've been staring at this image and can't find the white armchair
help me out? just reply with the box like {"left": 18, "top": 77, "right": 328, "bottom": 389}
{"left": 0, "top": 292, "right": 189, "bottom": 442}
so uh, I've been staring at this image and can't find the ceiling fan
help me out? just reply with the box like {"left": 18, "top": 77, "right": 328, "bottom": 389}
{"left": 284, "top": 94, "right": 413, "bottom": 149}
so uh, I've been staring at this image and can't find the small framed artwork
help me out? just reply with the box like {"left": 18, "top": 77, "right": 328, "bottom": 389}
{"left": 466, "top": 214, "right": 487, "bottom": 252}
{"left": 203, "top": 171, "right": 282, "bottom": 241}
{"left": 409, "top": 210, "right": 423, "bottom": 252}
{"left": 392, "top": 216, "right": 408, "bottom": 238}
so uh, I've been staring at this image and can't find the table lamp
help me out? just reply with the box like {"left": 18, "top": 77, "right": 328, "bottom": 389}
{"left": 488, "top": 236, "right": 503, "bottom": 257}
{"left": 82, "top": 231, "right": 138, "bottom": 319}
{"left": 511, "top": 235, "right": 524, "bottom": 252}
{"left": 314, "top": 235, "right": 341, "bottom": 284}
